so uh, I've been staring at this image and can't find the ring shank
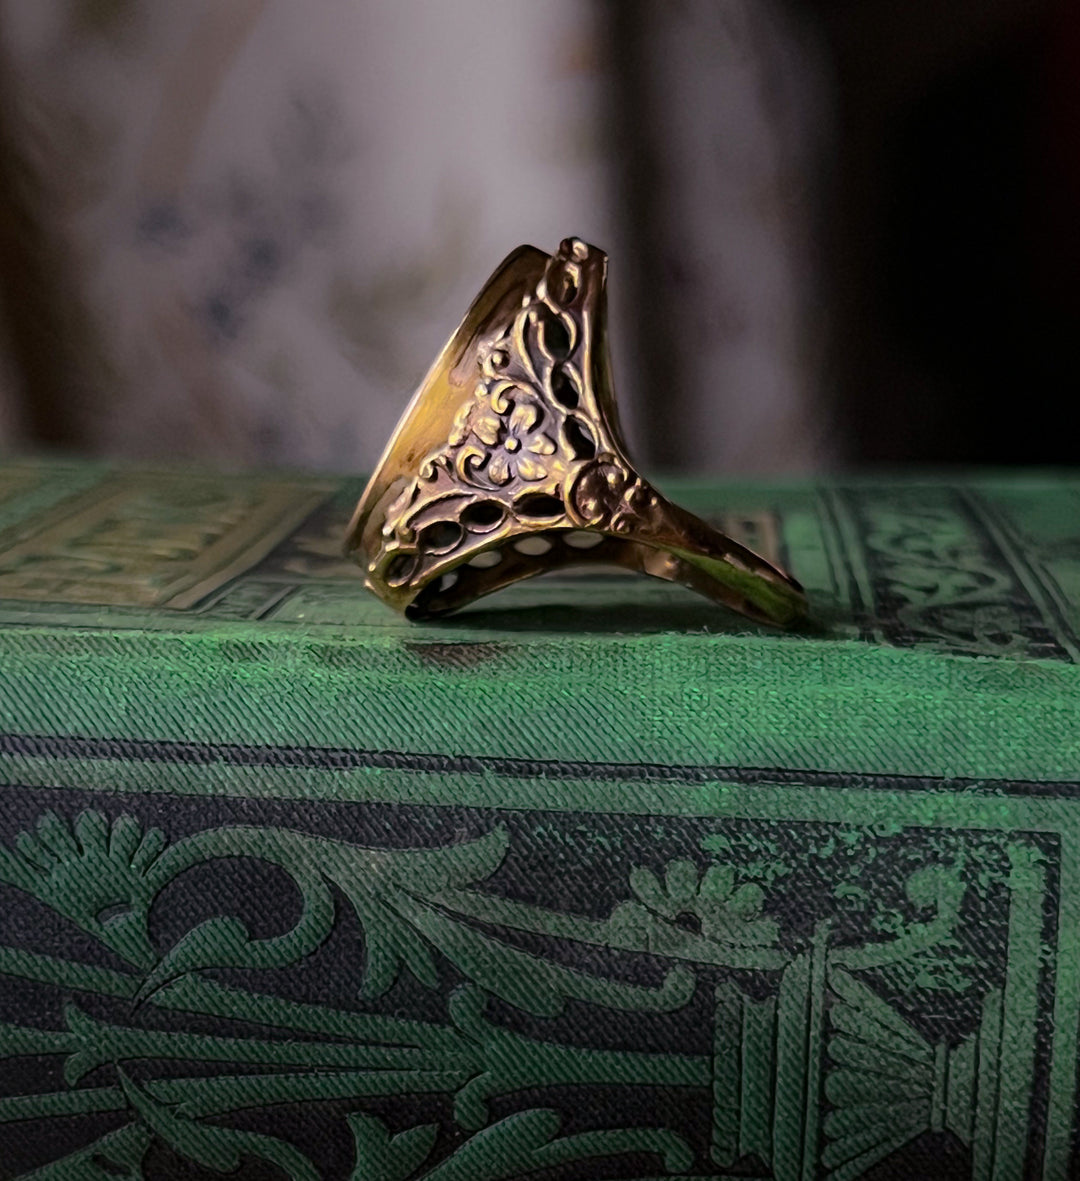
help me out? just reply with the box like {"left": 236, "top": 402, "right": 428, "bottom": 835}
{"left": 405, "top": 507, "right": 806, "bottom": 625}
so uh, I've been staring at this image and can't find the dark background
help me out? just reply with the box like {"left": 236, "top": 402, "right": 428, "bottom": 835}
{"left": 607, "top": 0, "right": 1080, "bottom": 468}
{"left": 0, "top": 0, "right": 1077, "bottom": 472}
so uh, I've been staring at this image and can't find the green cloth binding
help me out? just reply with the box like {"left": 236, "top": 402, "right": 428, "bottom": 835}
{"left": 0, "top": 459, "right": 1078, "bottom": 1179}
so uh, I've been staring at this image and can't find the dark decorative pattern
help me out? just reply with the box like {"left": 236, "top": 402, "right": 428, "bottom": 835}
{"left": 0, "top": 782, "right": 1063, "bottom": 1180}
{"left": 833, "top": 486, "right": 1071, "bottom": 660}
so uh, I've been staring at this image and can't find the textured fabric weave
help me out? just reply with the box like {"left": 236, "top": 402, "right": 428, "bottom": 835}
{"left": 0, "top": 459, "right": 1078, "bottom": 1179}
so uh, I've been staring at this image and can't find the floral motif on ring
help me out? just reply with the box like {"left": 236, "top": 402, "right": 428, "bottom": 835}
{"left": 466, "top": 398, "right": 556, "bottom": 486}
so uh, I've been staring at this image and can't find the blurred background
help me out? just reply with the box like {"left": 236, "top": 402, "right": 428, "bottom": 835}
{"left": 0, "top": 0, "right": 1076, "bottom": 475}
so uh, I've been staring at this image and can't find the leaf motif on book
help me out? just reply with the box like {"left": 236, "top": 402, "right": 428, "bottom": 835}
{"left": 0, "top": 810, "right": 163, "bottom": 969}
{"left": 119, "top": 1071, "right": 319, "bottom": 1181}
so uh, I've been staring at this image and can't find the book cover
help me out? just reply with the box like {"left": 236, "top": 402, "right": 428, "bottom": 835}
{"left": 1, "top": 459, "right": 1078, "bottom": 1180}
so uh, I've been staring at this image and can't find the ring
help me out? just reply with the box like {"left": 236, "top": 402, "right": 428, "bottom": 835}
{"left": 345, "top": 237, "right": 807, "bottom": 626}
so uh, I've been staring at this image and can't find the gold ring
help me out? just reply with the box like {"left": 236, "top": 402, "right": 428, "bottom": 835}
{"left": 345, "top": 237, "right": 807, "bottom": 626}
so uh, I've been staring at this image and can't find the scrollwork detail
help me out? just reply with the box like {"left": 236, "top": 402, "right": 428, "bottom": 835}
{"left": 375, "top": 240, "right": 611, "bottom": 580}
{"left": 568, "top": 456, "right": 654, "bottom": 532}
{"left": 0, "top": 808, "right": 1037, "bottom": 1180}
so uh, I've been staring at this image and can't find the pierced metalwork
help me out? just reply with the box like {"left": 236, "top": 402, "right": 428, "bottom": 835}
{"left": 346, "top": 237, "right": 806, "bottom": 625}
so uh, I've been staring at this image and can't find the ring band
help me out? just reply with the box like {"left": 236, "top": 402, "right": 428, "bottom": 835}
{"left": 345, "top": 237, "right": 807, "bottom": 626}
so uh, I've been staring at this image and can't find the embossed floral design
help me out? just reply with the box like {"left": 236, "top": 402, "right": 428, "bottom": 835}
{"left": 622, "top": 858, "right": 779, "bottom": 947}
{"left": 451, "top": 392, "right": 556, "bottom": 486}
{"left": 0, "top": 802, "right": 1033, "bottom": 1180}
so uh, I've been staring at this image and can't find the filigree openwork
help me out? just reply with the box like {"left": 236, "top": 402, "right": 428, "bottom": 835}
{"left": 346, "top": 237, "right": 806, "bottom": 624}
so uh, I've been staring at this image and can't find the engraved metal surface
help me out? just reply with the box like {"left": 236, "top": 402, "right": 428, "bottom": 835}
{"left": 346, "top": 238, "right": 807, "bottom": 626}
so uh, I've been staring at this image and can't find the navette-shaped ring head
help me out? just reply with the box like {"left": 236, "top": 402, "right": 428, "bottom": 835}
{"left": 345, "top": 237, "right": 807, "bottom": 626}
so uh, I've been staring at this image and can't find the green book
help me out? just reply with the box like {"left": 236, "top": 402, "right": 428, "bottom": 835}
{"left": 1, "top": 458, "right": 1078, "bottom": 1180}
